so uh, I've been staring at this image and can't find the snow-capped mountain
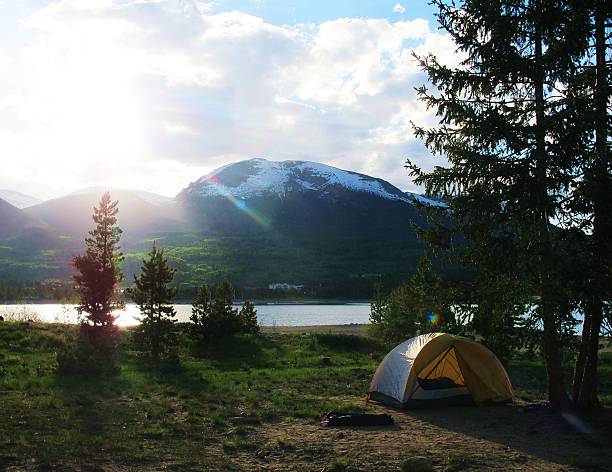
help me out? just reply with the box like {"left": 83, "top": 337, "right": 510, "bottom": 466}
{"left": 176, "top": 158, "right": 428, "bottom": 239}
{"left": 405, "top": 192, "right": 448, "bottom": 208}
{"left": 182, "top": 158, "right": 412, "bottom": 203}
{"left": 0, "top": 189, "right": 42, "bottom": 209}
{"left": 0, "top": 158, "right": 456, "bottom": 286}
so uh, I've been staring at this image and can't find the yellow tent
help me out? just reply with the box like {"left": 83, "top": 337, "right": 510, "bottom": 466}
{"left": 369, "top": 333, "right": 513, "bottom": 408}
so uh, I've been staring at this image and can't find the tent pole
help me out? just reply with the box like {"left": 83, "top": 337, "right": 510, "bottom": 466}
{"left": 422, "top": 345, "right": 454, "bottom": 380}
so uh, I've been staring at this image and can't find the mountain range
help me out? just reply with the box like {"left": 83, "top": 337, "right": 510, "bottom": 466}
{"left": 0, "top": 159, "right": 451, "bottom": 296}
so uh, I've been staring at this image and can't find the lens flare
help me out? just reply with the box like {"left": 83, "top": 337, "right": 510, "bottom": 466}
{"left": 203, "top": 179, "right": 271, "bottom": 228}
{"left": 427, "top": 311, "right": 441, "bottom": 327}
{"left": 227, "top": 195, "right": 271, "bottom": 227}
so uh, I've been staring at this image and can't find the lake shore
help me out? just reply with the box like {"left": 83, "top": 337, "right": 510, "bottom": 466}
{"left": 262, "top": 323, "right": 368, "bottom": 335}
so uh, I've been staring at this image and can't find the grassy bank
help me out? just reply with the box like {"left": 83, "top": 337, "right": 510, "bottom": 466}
{"left": 1, "top": 322, "right": 611, "bottom": 471}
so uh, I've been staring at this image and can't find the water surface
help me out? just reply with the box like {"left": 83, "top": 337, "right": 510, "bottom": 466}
{"left": 0, "top": 303, "right": 371, "bottom": 327}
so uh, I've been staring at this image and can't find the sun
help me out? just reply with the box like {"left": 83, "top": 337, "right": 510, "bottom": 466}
{"left": 11, "top": 10, "right": 146, "bottom": 181}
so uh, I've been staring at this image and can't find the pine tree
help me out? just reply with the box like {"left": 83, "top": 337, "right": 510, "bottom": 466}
{"left": 130, "top": 244, "right": 178, "bottom": 362}
{"left": 190, "top": 278, "right": 259, "bottom": 345}
{"left": 191, "top": 283, "right": 212, "bottom": 326}
{"left": 211, "top": 278, "right": 236, "bottom": 329}
{"left": 407, "top": 0, "right": 591, "bottom": 409}
{"left": 368, "top": 256, "right": 452, "bottom": 344}
{"left": 569, "top": 0, "right": 611, "bottom": 410}
{"left": 239, "top": 300, "right": 259, "bottom": 334}
{"left": 73, "top": 191, "right": 124, "bottom": 351}
{"left": 190, "top": 283, "right": 213, "bottom": 343}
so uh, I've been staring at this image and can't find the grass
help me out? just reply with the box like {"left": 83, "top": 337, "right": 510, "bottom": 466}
{"left": 0, "top": 323, "right": 380, "bottom": 470}
{"left": 508, "top": 349, "right": 612, "bottom": 404}
{"left": 1, "top": 322, "right": 611, "bottom": 470}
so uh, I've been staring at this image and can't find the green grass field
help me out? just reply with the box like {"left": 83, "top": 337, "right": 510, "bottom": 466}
{"left": 1, "top": 322, "right": 611, "bottom": 471}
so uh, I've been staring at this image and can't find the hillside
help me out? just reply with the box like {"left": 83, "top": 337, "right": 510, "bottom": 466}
{"left": 0, "top": 190, "right": 42, "bottom": 209}
{"left": 0, "top": 159, "right": 454, "bottom": 295}
{"left": 177, "top": 158, "right": 427, "bottom": 239}
{"left": 0, "top": 198, "right": 37, "bottom": 239}
{"left": 24, "top": 188, "right": 190, "bottom": 241}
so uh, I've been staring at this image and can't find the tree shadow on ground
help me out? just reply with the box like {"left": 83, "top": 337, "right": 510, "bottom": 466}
{"left": 402, "top": 403, "right": 612, "bottom": 470}
{"left": 194, "top": 333, "right": 283, "bottom": 370}
{"left": 313, "top": 333, "right": 386, "bottom": 355}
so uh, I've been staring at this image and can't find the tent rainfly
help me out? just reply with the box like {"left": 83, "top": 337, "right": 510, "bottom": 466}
{"left": 369, "top": 333, "right": 513, "bottom": 408}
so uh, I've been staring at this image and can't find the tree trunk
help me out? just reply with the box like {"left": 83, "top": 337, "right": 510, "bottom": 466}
{"left": 575, "top": 0, "right": 610, "bottom": 410}
{"left": 573, "top": 304, "right": 592, "bottom": 401}
{"left": 542, "top": 304, "right": 569, "bottom": 409}
{"left": 578, "top": 296, "right": 603, "bottom": 408}
{"left": 534, "top": 27, "right": 569, "bottom": 410}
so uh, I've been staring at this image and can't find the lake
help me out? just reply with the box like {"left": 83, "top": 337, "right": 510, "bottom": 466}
{"left": 0, "top": 303, "right": 372, "bottom": 327}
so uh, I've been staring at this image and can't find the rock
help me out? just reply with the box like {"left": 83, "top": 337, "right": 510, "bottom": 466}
{"left": 401, "top": 456, "right": 434, "bottom": 472}
{"left": 321, "top": 357, "right": 332, "bottom": 365}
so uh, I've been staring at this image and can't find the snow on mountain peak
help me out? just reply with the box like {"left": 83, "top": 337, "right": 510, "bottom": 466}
{"left": 188, "top": 158, "right": 412, "bottom": 202}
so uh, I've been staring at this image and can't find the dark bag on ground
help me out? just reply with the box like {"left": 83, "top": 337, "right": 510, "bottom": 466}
{"left": 320, "top": 411, "right": 394, "bottom": 427}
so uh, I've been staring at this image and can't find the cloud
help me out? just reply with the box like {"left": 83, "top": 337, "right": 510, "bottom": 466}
{"left": 393, "top": 3, "right": 406, "bottom": 14}
{"left": 0, "top": 0, "right": 459, "bottom": 199}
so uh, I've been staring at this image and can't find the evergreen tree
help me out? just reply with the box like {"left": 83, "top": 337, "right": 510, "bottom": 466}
{"left": 73, "top": 191, "right": 124, "bottom": 351}
{"left": 407, "top": 0, "right": 591, "bottom": 408}
{"left": 190, "top": 283, "right": 214, "bottom": 343}
{"left": 211, "top": 278, "right": 237, "bottom": 331}
{"left": 191, "top": 283, "right": 212, "bottom": 327}
{"left": 368, "top": 256, "right": 452, "bottom": 344}
{"left": 569, "top": 0, "right": 611, "bottom": 410}
{"left": 190, "top": 278, "right": 259, "bottom": 345}
{"left": 130, "top": 244, "right": 178, "bottom": 362}
{"left": 239, "top": 300, "right": 260, "bottom": 334}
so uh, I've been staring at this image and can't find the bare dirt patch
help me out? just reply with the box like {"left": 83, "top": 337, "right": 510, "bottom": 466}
{"left": 229, "top": 399, "right": 612, "bottom": 471}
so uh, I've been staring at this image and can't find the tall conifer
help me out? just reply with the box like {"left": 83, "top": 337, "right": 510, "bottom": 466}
{"left": 73, "top": 191, "right": 124, "bottom": 350}
{"left": 569, "top": 0, "right": 611, "bottom": 409}
{"left": 407, "top": 0, "right": 590, "bottom": 408}
{"left": 130, "top": 244, "right": 178, "bottom": 362}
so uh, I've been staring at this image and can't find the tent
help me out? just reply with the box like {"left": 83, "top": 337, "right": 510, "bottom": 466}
{"left": 369, "top": 333, "right": 513, "bottom": 408}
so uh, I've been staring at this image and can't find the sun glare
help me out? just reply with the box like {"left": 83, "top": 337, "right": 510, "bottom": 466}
{"left": 15, "top": 11, "right": 145, "bottom": 180}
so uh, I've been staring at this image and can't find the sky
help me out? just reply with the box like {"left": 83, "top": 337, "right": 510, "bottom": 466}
{"left": 0, "top": 0, "right": 460, "bottom": 200}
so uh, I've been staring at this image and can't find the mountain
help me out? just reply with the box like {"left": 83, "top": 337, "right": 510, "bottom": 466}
{"left": 0, "top": 160, "right": 462, "bottom": 293}
{"left": 404, "top": 192, "right": 448, "bottom": 208}
{"left": 24, "top": 187, "right": 189, "bottom": 241}
{"left": 0, "top": 198, "right": 69, "bottom": 282}
{"left": 176, "top": 158, "right": 427, "bottom": 239}
{"left": 0, "top": 190, "right": 42, "bottom": 209}
{"left": 70, "top": 187, "right": 173, "bottom": 206}
{"left": 186, "top": 158, "right": 411, "bottom": 202}
{"left": 0, "top": 198, "right": 38, "bottom": 239}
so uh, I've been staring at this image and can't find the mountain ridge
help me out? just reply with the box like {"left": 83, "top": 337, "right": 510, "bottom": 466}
{"left": 0, "top": 159, "right": 453, "bottom": 290}
{"left": 181, "top": 158, "right": 413, "bottom": 203}
{"left": 0, "top": 190, "right": 42, "bottom": 209}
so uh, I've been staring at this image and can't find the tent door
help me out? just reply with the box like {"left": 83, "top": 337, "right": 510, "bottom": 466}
{"left": 407, "top": 345, "right": 466, "bottom": 400}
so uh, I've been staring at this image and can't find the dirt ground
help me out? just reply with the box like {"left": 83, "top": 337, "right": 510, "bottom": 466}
{"left": 229, "top": 399, "right": 612, "bottom": 471}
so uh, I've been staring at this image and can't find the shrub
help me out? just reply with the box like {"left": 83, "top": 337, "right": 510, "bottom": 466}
{"left": 190, "top": 278, "right": 259, "bottom": 347}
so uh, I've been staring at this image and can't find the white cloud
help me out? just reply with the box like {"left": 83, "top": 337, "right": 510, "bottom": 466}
{"left": 393, "top": 3, "right": 406, "bottom": 14}
{"left": 0, "top": 0, "right": 459, "bottom": 199}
